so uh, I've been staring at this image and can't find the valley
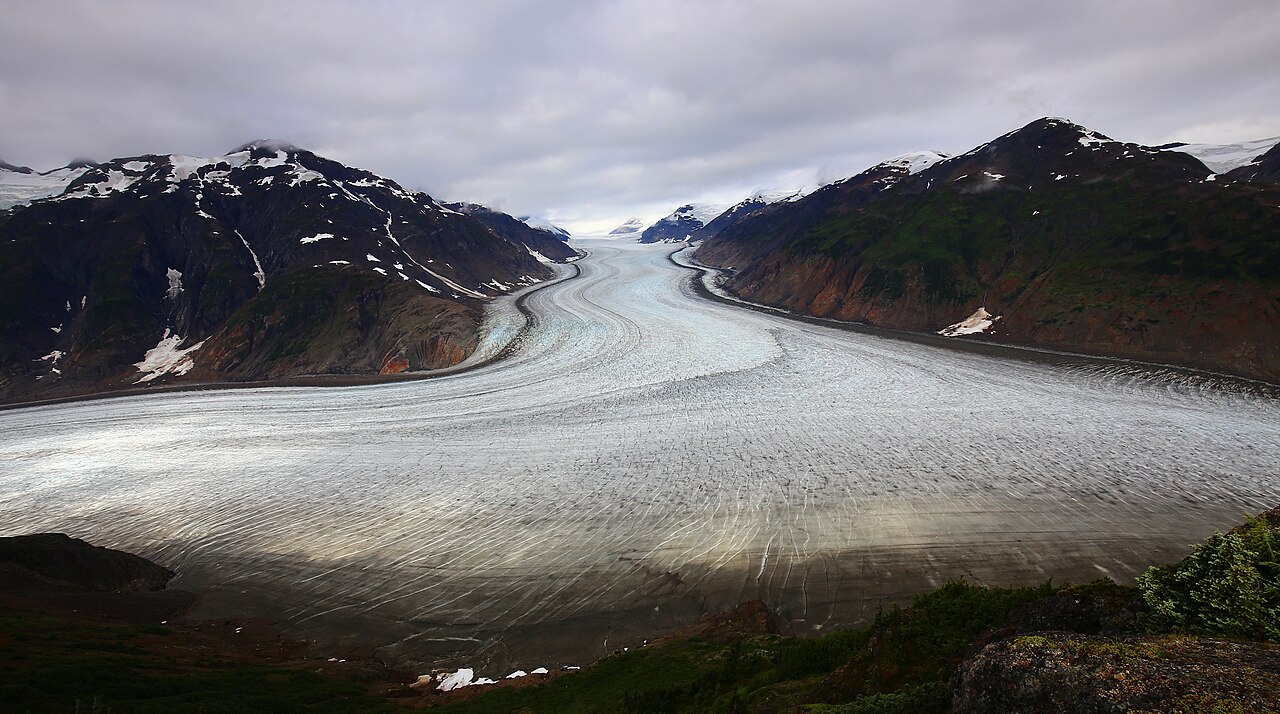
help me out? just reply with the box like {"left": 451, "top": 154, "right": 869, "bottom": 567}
{"left": 1, "top": 239, "right": 1276, "bottom": 680}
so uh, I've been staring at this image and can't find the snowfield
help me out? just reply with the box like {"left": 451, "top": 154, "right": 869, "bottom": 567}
{"left": 1, "top": 239, "right": 1278, "bottom": 676}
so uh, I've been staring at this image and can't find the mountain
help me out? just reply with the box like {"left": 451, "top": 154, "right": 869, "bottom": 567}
{"left": 0, "top": 141, "right": 566, "bottom": 404}
{"left": 688, "top": 187, "right": 811, "bottom": 242}
{"left": 1161, "top": 136, "right": 1279, "bottom": 173}
{"left": 444, "top": 202, "right": 579, "bottom": 262}
{"left": 608, "top": 217, "right": 646, "bottom": 236}
{"left": 696, "top": 117, "right": 1280, "bottom": 382}
{"left": 638, "top": 203, "right": 728, "bottom": 243}
{"left": 517, "top": 215, "right": 572, "bottom": 240}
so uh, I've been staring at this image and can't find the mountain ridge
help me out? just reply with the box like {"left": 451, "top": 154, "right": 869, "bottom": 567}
{"left": 695, "top": 117, "right": 1280, "bottom": 382}
{"left": 0, "top": 143, "right": 575, "bottom": 404}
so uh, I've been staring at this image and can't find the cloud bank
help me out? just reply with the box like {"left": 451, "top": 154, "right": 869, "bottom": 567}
{"left": 2, "top": 1, "right": 1277, "bottom": 233}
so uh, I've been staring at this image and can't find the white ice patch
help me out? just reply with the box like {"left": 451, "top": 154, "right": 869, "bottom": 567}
{"left": 1078, "top": 132, "right": 1110, "bottom": 147}
{"left": 0, "top": 165, "right": 92, "bottom": 209}
{"left": 436, "top": 668, "right": 474, "bottom": 692}
{"left": 938, "top": 307, "right": 1000, "bottom": 337}
{"left": 415, "top": 279, "right": 441, "bottom": 293}
{"left": 235, "top": 230, "right": 266, "bottom": 290}
{"left": 373, "top": 267, "right": 388, "bottom": 275}
{"left": 300, "top": 233, "right": 333, "bottom": 244}
{"left": 255, "top": 150, "right": 288, "bottom": 169}
{"left": 365, "top": 253, "right": 381, "bottom": 262}
{"left": 165, "top": 268, "right": 183, "bottom": 300}
{"left": 506, "top": 670, "right": 528, "bottom": 679}
{"left": 530, "top": 667, "right": 549, "bottom": 675}
{"left": 287, "top": 167, "right": 325, "bottom": 186}
{"left": 527, "top": 247, "right": 553, "bottom": 263}
{"left": 983, "top": 171, "right": 1005, "bottom": 181}
{"left": 881, "top": 150, "right": 950, "bottom": 174}
{"left": 1171, "top": 136, "right": 1279, "bottom": 173}
{"left": 329, "top": 260, "right": 350, "bottom": 265}
{"left": 133, "top": 329, "right": 205, "bottom": 383}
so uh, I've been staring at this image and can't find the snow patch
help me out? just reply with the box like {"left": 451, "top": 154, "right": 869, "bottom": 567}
{"left": 165, "top": 268, "right": 183, "bottom": 300}
{"left": 300, "top": 233, "right": 333, "bottom": 244}
{"left": 880, "top": 150, "right": 950, "bottom": 174}
{"left": 436, "top": 668, "right": 473, "bottom": 691}
{"left": 938, "top": 307, "right": 1000, "bottom": 337}
{"left": 133, "top": 329, "right": 205, "bottom": 383}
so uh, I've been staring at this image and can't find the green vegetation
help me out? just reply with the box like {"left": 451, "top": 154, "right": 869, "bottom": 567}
{"left": 5, "top": 512, "right": 1277, "bottom": 712}
{"left": 0, "top": 608, "right": 391, "bottom": 714}
{"left": 432, "top": 580, "right": 1059, "bottom": 714}
{"left": 437, "top": 512, "right": 1280, "bottom": 713}
{"left": 1138, "top": 515, "right": 1280, "bottom": 640}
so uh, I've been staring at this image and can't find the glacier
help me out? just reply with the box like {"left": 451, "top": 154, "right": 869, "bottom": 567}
{"left": 0, "top": 239, "right": 1277, "bottom": 675}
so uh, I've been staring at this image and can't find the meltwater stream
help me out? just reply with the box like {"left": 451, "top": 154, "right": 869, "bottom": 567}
{"left": 1, "top": 239, "right": 1278, "bottom": 674}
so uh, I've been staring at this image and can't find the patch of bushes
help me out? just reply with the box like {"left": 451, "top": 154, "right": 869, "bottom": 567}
{"left": 1137, "top": 515, "right": 1280, "bottom": 641}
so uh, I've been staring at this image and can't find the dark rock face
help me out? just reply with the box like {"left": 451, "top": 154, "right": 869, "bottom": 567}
{"left": 691, "top": 196, "right": 772, "bottom": 240}
{"left": 0, "top": 533, "right": 173, "bottom": 592}
{"left": 445, "top": 202, "right": 578, "bottom": 261}
{"left": 0, "top": 144, "right": 558, "bottom": 403}
{"left": 697, "top": 117, "right": 1280, "bottom": 382}
{"left": 953, "top": 634, "right": 1280, "bottom": 713}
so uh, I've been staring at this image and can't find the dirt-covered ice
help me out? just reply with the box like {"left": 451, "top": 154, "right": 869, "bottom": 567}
{"left": 1, "top": 240, "right": 1277, "bottom": 675}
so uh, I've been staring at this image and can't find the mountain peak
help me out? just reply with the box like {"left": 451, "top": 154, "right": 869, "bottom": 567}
{"left": 230, "top": 139, "right": 304, "bottom": 155}
{"left": 609, "top": 218, "right": 646, "bottom": 235}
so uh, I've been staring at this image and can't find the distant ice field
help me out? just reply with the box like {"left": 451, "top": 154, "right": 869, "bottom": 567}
{"left": 1, "top": 239, "right": 1277, "bottom": 675}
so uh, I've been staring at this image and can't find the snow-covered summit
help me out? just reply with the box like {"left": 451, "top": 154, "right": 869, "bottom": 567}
{"left": 519, "top": 215, "right": 572, "bottom": 239}
{"left": 639, "top": 202, "right": 730, "bottom": 243}
{"left": 609, "top": 218, "right": 646, "bottom": 235}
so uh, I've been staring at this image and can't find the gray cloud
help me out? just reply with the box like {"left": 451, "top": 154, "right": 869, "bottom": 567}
{"left": 2, "top": 0, "right": 1278, "bottom": 233}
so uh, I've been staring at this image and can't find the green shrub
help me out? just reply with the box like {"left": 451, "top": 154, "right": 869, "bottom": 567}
{"left": 1137, "top": 516, "right": 1280, "bottom": 641}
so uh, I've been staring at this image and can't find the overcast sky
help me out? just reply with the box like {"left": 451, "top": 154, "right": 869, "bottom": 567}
{"left": 3, "top": 1, "right": 1278, "bottom": 234}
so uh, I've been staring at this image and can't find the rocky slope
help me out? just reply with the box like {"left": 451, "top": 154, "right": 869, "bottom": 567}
{"left": 0, "top": 533, "right": 173, "bottom": 592}
{"left": 0, "top": 142, "right": 569, "bottom": 404}
{"left": 953, "top": 634, "right": 1280, "bottom": 713}
{"left": 445, "top": 202, "right": 578, "bottom": 261}
{"left": 696, "top": 118, "right": 1280, "bottom": 382}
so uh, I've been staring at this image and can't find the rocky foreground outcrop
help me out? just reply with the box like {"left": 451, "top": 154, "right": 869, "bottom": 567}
{"left": 0, "top": 532, "right": 173, "bottom": 592}
{"left": 954, "top": 634, "right": 1280, "bottom": 713}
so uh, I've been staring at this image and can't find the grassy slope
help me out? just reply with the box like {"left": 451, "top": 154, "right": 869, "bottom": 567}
{"left": 0, "top": 607, "right": 392, "bottom": 714}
